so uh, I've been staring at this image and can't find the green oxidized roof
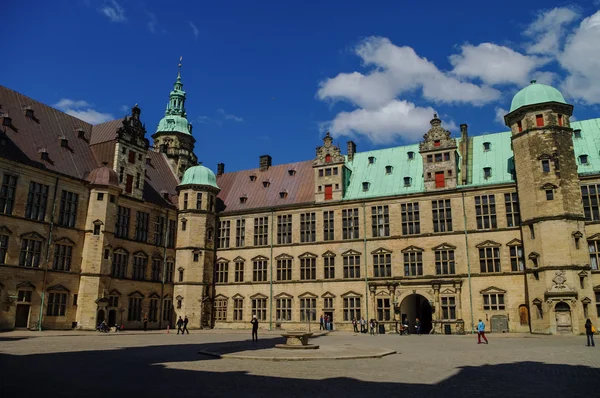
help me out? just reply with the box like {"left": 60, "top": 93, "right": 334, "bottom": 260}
{"left": 156, "top": 65, "right": 192, "bottom": 135}
{"left": 509, "top": 80, "right": 567, "bottom": 113}
{"left": 156, "top": 115, "right": 192, "bottom": 134}
{"left": 180, "top": 165, "right": 219, "bottom": 189}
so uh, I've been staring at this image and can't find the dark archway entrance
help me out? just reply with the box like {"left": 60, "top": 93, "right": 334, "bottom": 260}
{"left": 108, "top": 310, "right": 117, "bottom": 327}
{"left": 97, "top": 309, "right": 105, "bottom": 325}
{"left": 399, "top": 294, "right": 433, "bottom": 334}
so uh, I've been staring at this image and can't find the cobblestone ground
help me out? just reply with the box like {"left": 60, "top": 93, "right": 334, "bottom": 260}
{"left": 1, "top": 330, "right": 599, "bottom": 397}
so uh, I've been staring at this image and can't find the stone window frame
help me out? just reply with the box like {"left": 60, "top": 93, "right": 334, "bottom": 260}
{"left": 115, "top": 206, "right": 131, "bottom": 239}
{"left": 402, "top": 245, "right": 424, "bottom": 277}
{"left": 299, "top": 252, "right": 317, "bottom": 281}
{"left": 341, "top": 208, "right": 360, "bottom": 240}
{"left": 218, "top": 220, "right": 231, "bottom": 249}
{"left": 19, "top": 231, "right": 45, "bottom": 268}
{"left": 323, "top": 210, "right": 334, "bottom": 241}
{"left": 275, "top": 254, "right": 293, "bottom": 281}
{"left": 504, "top": 192, "right": 520, "bottom": 228}
{"left": 581, "top": 184, "right": 600, "bottom": 221}
{"left": 432, "top": 199, "right": 452, "bottom": 233}
{"left": 275, "top": 293, "right": 293, "bottom": 322}
{"left": 53, "top": 237, "right": 75, "bottom": 272}
{"left": 433, "top": 243, "right": 456, "bottom": 275}
{"left": 299, "top": 292, "right": 317, "bottom": 321}
{"left": 276, "top": 214, "right": 292, "bottom": 245}
{"left": 46, "top": 285, "right": 69, "bottom": 317}
{"left": 401, "top": 202, "right": 420, "bottom": 236}
{"left": 587, "top": 234, "right": 600, "bottom": 271}
{"left": 322, "top": 291, "right": 335, "bottom": 310}
{"left": 371, "top": 205, "right": 390, "bottom": 238}
{"left": 372, "top": 247, "right": 392, "bottom": 278}
{"left": 134, "top": 211, "right": 150, "bottom": 242}
{"left": 132, "top": 251, "right": 148, "bottom": 281}
{"left": 215, "top": 295, "right": 228, "bottom": 321}
{"left": 342, "top": 249, "right": 361, "bottom": 279}
{"left": 25, "top": 181, "right": 49, "bottom": 221}
{"left": 480, "top": 287, "right": 507, "bottom": 311}
{"left": 127, "top": 291, "right": 144, "bottom": 321}
{"left": 253, "top": 216, "right": 269, "bottom": 246}
{"left": 322, "top": 251, "right": 336, "bottom": 280}
{"left": 148, "top": 293, "right": 160, "bottom": 322}
{"left": 341, "top": 291, "right": 362, "bottom": 322}
{"left": 507, "top": 239, "right": 525, "bottom": 272}
{"left": 300, "top": 212, "right": 316, "bottom": 243}
{"left": 112, "top": 248, "right": 129, "bottom": 278}
{"left": 376, "top": 296, "right": 392, "bottom": 322}
{"left": 477, "top": 240, "right": 502, "bottom": 273}
{"left": 233, "top": 256, "right": 245, "bottom": 282}
{"left": 475, "top": 194, "right": 497, "bottom": 230}
{"left": 0, "top": 226, "right": 12, "bottom": 264}
{"left": 0, "top": 173, "right": 18, "bottom": 215}
{"left": 440, "top": 296, "right": 457, "bottom": 320}
{"left": 252, "top": 255, "right": 268, "bottom": 282}
{"left": 216, "top": 258, "right": 230, "bottom": 284}
{"left": 250, "top": 293, "right": 268, "bottom": 321}
{"left": 235, "top": 219, "right": 246, "bottom": 247}
{"left": 57, "top": 189, "right": 79, "bottom": 228}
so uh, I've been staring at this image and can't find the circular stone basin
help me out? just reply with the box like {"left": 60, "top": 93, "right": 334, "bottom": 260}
{"left": 275, "top": 331, "right": 319, "bottom": 349}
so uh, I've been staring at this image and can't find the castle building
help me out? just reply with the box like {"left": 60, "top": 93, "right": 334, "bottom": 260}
{"left": 0, "top": 70, "right": 599, "bottom": 334}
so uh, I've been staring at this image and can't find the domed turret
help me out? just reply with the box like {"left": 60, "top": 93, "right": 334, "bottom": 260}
{"left": 179, "top": 164, "right": 219, "bottom": 189}
{"left": 87, "top": 164, "right": 120, "bottom": 189}
{"left": 509, "top": 80, "right": 566, "bottom": 113}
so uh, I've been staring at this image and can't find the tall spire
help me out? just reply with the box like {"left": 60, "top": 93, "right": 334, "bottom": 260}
{"left": 166, "top": 56, "right": 186, "bottom": 117}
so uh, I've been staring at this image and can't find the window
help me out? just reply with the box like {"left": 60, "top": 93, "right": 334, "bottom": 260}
{"left": 115, "top": 207, "right": 130, "bottom": 239}
{"left": 404, "top": 177, "right": 412, "bottom": 187}
{"left": 401, "top": 202, "right": 420, "bottom": 235}
{"left": 25, "top": 182, "right": 49, "bottom": 221}
{"left": 132, "top": 254, "right": 147, "bottom": 280}
{"left": 325, "top": 168, "right": 332, "bottom": 176}
{"left": 504, "top": 193, "right": 520, "bottom": 227}
{"left": 373, "top": 252, "right": 391, "bottom": 278}
{"left": 104, "top": 248, "right": 110, "bottom": 260}
{"left": 18, "top": 290, "right": 32, "bottom": 303}
{"left": 182, "top": 193, "right": 188, "bottom": 210}
{"left": 94, "top": 224, "right": 101, "bottom": 235}
{"left": 178, "top": 268, "right": 184, "bottom": 282}
{"left": 288, "top": 169, "right": 296, "bottom": 176}
{"left": 541, "top": 159, "right": 550, "bottom": 173}
{"left": 408, "top": 151, "right": 414, "bottom": 160}
{"left": 324, "top": 254, "right": 335, "bottom": 279}
{"left": 149, "top": 298, "right": 159, "bottom": 322}
{"left": 325, "top": 154, "right": 332, "bottom": 163}
{"left": 510, "top": 245, "right": 524, "bottom": 271}
{"left": 432, "top": 199, "right": 452, "bottom": 233}
{"left": 483, "top": 142, "right": 491, "bottom": 151}
{"left": 582, "top": 184, "right": 600, "bottom": 221}
{"left": 300, "top": 213, "right": 316, "bottom": 243}
{"left": 385, "top": 165, "right": 393, "bottom": 174}
{"left": 343, "top": 253, "right": 360, "bottom": 279}
{"left": 208, "top": 195, "right": 215, "bottom": 212}
{"left": 195, "top": 193, "right": 202, "bottom": 209}
{"left": 333, "top": 167, "right": 338, "bottom": 175}
{"left": 324, "top": 297, "right": 334, "bottom": 309}
{"left": 119, "top": 167, "right": 124, "bottom": 183}
{"left": 276, "top": 298, "right": 292, "bottom": 321}
{"left": 193, "top": 252, "right": 199, "bottom": 262}
{"left": 277, "top": 215, "right": 292, "bottom": 244}
{"left": 254, "top": 217, "right": 269, "bottom": 246}
{"left": 73, "top": 294, "right": 78, "bottom": 306}
{"left": 368, "top": 156, "right": 375, "bottom": 164}
{"left": 579, "top": 155, "right": 589, "bottom": 165}
{"left": 403, "top": 251, "right": 423, "bottom": 276}
{"left": 483, "top": 293, "right": 505, "bottom": 310}
{"left": 154, "top": 216, "right": 165, "bottom": 246}
{"left": 479, "top": 246, "right": 501, "bottom": 273}
{"left": 215, "top": 300, "right": 227, "bottom": 321}
{"left": 427, "top": 155, "right": 433, "bottom": 163}
{"left": 319, "top": 169, "right": 324, "bottom": 177}
{"left": 252, "top": 298, "right": 267, "bottom": 321}
{"left": 276, "top": 256, "right": 292, "bottom": 281}
{"left": 151, "top": 258, "right": 161, "bottom": 281}
{"left": 475, "top": 195, "right": 497, "bottom": 229}
{"left": 128, "top": 150, "right": 136, "bottom": 164}
{"left": 134, "top": 211, "right": 149, "bottom": 242}
{"left": 135, "top": 173, "right": 141, "bottom": 189}
{"left": 0, "top": 234, "right": 8, "bottom": 264}
{"left": 213, "top": 261, "right": 227, "bottom": 283}
{"left": 0, "top": 174, "right": 17, "bottom": 215}
{"left": 112, "top": 251, "right": 128, "bottom": 278}
{"left": 47, "top": 293, "right": 67, "bottom": 316}
{"left": 58, "top": 190, "right": 78, "bottom": 227}
{"left": 235, "top": 260, "right": 245, "bottom": 282}
{"left": 234, "top": 298, "right": 244, "bottom": 320}
{"left": 435, "top": 248, "right": 455, "bottom": 275}
{"left": 236, "top": 219, "right": 245, "bottom": 247}
{"left": 323, "top": 211, "right": 334, "bottom": 241}
{"left": 165, "top": 260, "right": 174, "bottom": 283}
{"left": 546, "top": 189, "right": 554, "bottom": 200}
{"left": 536, "top": 114, "right": 544, "bottom": 127}
{"left": 218, "top": 220, "right": 231, "bottom": 249}
{"left": 262, "top": 181, "right": 270, "bottom": 188}
{"left": 107, "top": 295, "right": 119, "bottom": 308}
{"left": 517, "top": 120, "right": 523, "bottom": 132}
{"left": 300, "top": 297, "right": 317, "bottom": 321}
{"left": 53, "top": 244, "right": 72, "bottom": 271}
{"left": 300, "top": 256, "right": 316, "bottom": 280}
{"left": 181, "top": 219, "right": 187, "bottom": 231}
{"left": 343, "top": 296, "right": 361, "bottom": 321}
{"left": 19, "top": 238, "right": 42, "bottom": 267}
{"left": 162, "top": 298, "right": 173, "bottom": 323}
{"left": 435, "top": 153, "right": 442, "bottom": 162}
{"left": 249, "top": 175, "right": 257, "bottom": 182}
{"left": 377, "top": 298, "right": 391, "bottom": 321}
{"left": 483, "top": 167, "right": 492, "bottom": 179}
{"left": 362, "top": 182, "right": 370, "bottom": 191}
{"left": 574, "top": 129, "right": 582, "bottom": 138}
{"left": 253, "top": 258, "right": 267, "bottom": 282}
{"left": 342, "top": 208, "right": 359, "bottom": 239}
{"left": 167, "top": 220, "right": 176, "bottom": 248}
{"left": 128, "top": 296, "right": 142, "bottom": 321}
{"left": 371, "top": 205, "right": 390, "bottom": 237}
{"left": 588, "top": 240, "right": 600, "bottom": 270}
{"left": 441, "top": 297, "right": 456, "bottom": 319}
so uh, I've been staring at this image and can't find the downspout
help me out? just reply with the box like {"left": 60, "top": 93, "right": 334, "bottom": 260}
{"left": 362, "top": 202, "right": 369, "bottom": 323}
{"left": 211, "top": 203, "right": 218, "bottom": 329}
{"left": 269, "top": 209, "right": 274, "bottom": 331}
{"left": 38, "top": 176, "right": 59, "bottom": 331}
{"left": 159, "top": 208, "right": 169, "bottom": 329}
{"left": 461, "top": 191, "right": 475, "bottom": 334}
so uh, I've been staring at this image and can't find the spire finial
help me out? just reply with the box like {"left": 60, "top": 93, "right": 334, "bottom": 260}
{"left": 530, "top": 80, "right": 537, "bottom": 84}
{"left": 177, "top": 56, "right": 183, "bottom": 79}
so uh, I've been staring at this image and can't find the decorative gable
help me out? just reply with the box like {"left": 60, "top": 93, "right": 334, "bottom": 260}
{"left": 371, "top": 247, "right": 392, "bottom": 255}
{"left": 588, "top": 233, "right": 600, "bottom": 240}
{"left": 299, "top": 252, "right": 317, "bottom": 259}
{"left": 313, "top": 132, "right": 345, "bottom": 166}
{"left": 480, "top": 286, "right": 507, "bottom": 294}
{"left": 55, "top": 237, "right": 75, "bottom": 245}
{"left": 298, "top": 292, "right": 318, "bottom": 299}
{"left": 432, "top": 243, "right": 456, "bottom": 251}
{"left": 16, "top": 281, "right": 35, "bottom": 289}
{"left": 232, "top": 293, "right": 244, "bottom": 299}
{"left": 251, "top": 255, "right": 269, "bottom": 261}
{"left": 321, "top": 291, "right": 335, "bottom": 298}
{"left": 149, "top": 292, "right": 160, "bottom": 299}
{"left": 341, "top": 290, "right": 363, "bottom": 298}
{"left": 250, "top": 293, "right": 268, "bottom": 300}
{"left": 275, "top": 253, "right": 293, "bottom": 260}
{"left": 440, "top": 288, "right": 456, "bottom": 295}
{"left": 476, "top": 240, "right": 501, "bottom": 248}
{"left": 419, "top": 114, "right": 457, "bottom": 152}
{"left": 506, "top": 238, "right": 522, "bottom": 246}
{"left": 341, "top": 249, "right": 361, "bottom": 256}
{"left": 109, "top": 289, "right": 121, "bottom": 296}
{"left": 47, "top": 284, "right": 69, "bottom": 292}
{"left": 532, "top": 298, "right": 543, "bottom": 305}
{"left": 541, "top": 183, "right": 558, "bottom": 190}
{"left": 274, "top": 292, "right": 293, "bottom": 299}
{"left": 322, "top": 250, "right": 336, "bottom": 257}
{"left": 0, "top": 226, "right": 13, "bottom": 234}
{"left": 128, "top": 290, "right": 145, "bottom": 298}
{"left": 401, "top": 245, "right": 424, "bottom": 253}
{"left": 581, "top": 297, "right": 592, "bottom": 304}
{"left": 233, "top": 256, "right": 246, "bottom": 262}
{"left": 133, "top": 251, "right": 148, "bottom": 258}
{"left": 572, "top": 231, "right": 584, "bottom": 239}
{"left": 216, "top": 257, "right": 230, "bottom": 263}
{"left": 175, "top": 295, "right": 184, "bottom": 301}
{"left": 20, "top": 231, "right": 45, "bottom": 241}
{"left": 214, "top": 294, "right": 229, "bottom": 300}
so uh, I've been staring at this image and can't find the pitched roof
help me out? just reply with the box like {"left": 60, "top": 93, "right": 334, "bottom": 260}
{"left": 144, "top": 151, "right": 178, "bottom": 207}
{"left": 573, "top": 118, "right": 600, "bottom": 175}
{"left": 90, "top": 119, "right": 122, "bottom": 145}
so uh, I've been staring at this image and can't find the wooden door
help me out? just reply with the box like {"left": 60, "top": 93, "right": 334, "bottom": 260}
{"left": 435, "top": 171, "right": 445, "bottom": 188}
{"left": 324, "top": 185, "right": 333, "bottom": 200}
{"left": 519, "top": 305, "right": 529, "bottom": 325}
{"left": 15, "top": 304, "right": 30, "bottom": 328}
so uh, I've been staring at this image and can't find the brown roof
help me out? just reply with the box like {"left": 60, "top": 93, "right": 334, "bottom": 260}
{"left": 90, "top": 119, "right": 122, "bottom": 145}
{"left": 87, "top": 165, "right": 120, "bottom": 188}
{"left": 144, "top": 151, "right": 179, "bottom": 207}
{"left": 216, "top": 160, "right": 314, "bottom": 213}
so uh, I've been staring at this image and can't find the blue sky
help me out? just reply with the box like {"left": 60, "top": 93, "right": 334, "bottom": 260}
{"left": 2, "top": 1, "right": 600, "bottom": 173}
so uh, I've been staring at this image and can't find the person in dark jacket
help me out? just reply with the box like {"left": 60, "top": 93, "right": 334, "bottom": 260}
{"left": 176, "top": 316, "right": 184, "bottom": 335}
{"left": 251, "top": 315, "right": 259, "bottom": 342}
{"left": 182, "top": 315, "right": 190, "bottom": 335}
{"left": 585, "top": 318, "right": 595, "bottom": 347}
{"left": 143, "top": 314, "right": 148, "bottom": 332}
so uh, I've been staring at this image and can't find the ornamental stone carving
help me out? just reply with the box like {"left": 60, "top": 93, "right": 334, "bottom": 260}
{"left": 419, "top": 114, "right": 456, "bottom": 152}
{"left": 313, "top": 132, "right": 345, "bottom": 166}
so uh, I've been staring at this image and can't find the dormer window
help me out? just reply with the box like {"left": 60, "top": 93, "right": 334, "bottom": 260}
{"left": 262, "top": 181, "right": 270, "bottom": 188}
{"left": 59, "top": 136, "right": 68, "bottom": 148}
{"left": 288, "top": 169, "right": 296, "bottom": 176}
{"left": 39, "top": 149, "right": 49, "bottom": 161}
{"left": 574, "top": 129, "right": 582, "bottom": 138}
{"left": 368, "top": 156, "right": 375, "bottom": 164}
{"left": 579, "top": 155, "right": 589, "bottom": 165}
{"left": 145, "top": 157, "right": 151, "bottom": 166}
{"left": 483, "top": 167, "right": 492, "bottom": 179}
{"left": 2, "top": 116, "right": 11, "bottom": 126}
{"left": 24, "top": 107, "right": 34, "bottom": 118}
{"left": 249, "top": 175, "right": 257, "bottom": 182}
{"left": 76, "top": 128, "right": 86, "bottom": 139}
{"left": 385, "top": 165, "right": 393, "bottom": 174}
{"left": 279, "top": 191, "right": 288, "bottom": 199}
{"left": 407, "top": 151, "right": 414, "bottom": 160}
{"left": 362, "top": 182, "right": 370, "bottom": 191}
{"left": 483, "top": 142, "right": 491, "bottom": 151}
{"left": 239, "top": 196, "right": 247, "bottom": 204}
{"left": 404, "top": 177, "right": 412, "bottom": 187}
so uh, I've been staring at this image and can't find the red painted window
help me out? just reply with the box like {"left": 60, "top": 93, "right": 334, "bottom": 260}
{"left": 517, "top": 121, "right": 522, "bottom": 132}
{"left": 325, "top": 154, "right": 331, "bottom": 163}
{"left": 434, "top": 140, "right": 441, "bottom": 147}
{"left": 435, "top": 171, "right": 445, "bottom": 188}
{"left": 128, "top": 150, "right": 136, "bottom": 164}
{"left": 536, "top": 115, "right": 544, "bottom": 127}
{"left": 126, "top": 174, "right": 133, "bottom": 193}
{"left": 324, "top": 185, "right": 333, "bottom": 200}
{"left": 558, "top": 114, "right": 563, "bottom": 126}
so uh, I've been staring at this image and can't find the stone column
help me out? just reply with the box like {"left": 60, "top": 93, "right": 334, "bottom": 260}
{"left": 432, "top": 283, "right": 440, "bottom": 321}
{"left": 369, "top": 285, "right": 376, "bottom": 322}
{"left": 455, "top": 282, "right": 463, "bottom": 320}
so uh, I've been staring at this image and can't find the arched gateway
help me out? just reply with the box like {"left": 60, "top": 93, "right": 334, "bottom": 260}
{"left": 399, "top": 294, "right": 433, "bottom": 334}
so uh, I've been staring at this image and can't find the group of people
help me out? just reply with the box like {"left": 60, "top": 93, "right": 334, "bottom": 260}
{"left": 176, "top": 316, "right": 190, "bottom": 335}
{"left": 319, "top": 314, "right": 333, "bottom": 331}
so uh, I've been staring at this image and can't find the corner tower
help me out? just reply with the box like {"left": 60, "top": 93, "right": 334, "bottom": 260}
{"left": 505, "top": 80, "right": 596, "bottom": 334}
{"left": 152, "top": 59, "right": 198, "bottom": 180}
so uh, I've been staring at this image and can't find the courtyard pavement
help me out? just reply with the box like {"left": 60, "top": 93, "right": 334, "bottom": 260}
{"left": 0, "top": 329, "right": 599, "bottom": 397}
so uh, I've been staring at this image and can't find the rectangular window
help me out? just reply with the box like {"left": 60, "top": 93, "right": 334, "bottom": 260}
{"left": 53, "top": 244, "right": 72, "bottom": 271}
{"left": 235, "top": 260, "right": 244, "bottom": 282}
{"left": 183, "top": 193, "right": 188, "bottom": 210}
{"left": 401, "top": 202, "right": 420, "bottom": 235}
{"left": 432, "top": 199, "right": 452, "bottom": 233}
{"left": 108, "top": 295, "right": 119, "bottom": 308}
{"left": 517, "top": 120, "right": 523, "bottom": 132}
{"left": 254, "top": 217, "right": 269, "bottom": 246}
{"left": 435, "top": 153, "right": 442, "bottom": 162}
{"left": 510, "top": 245, "right": 525, "bottom": 271}
{"left": 441, "top": 297, "right": 456, "bottom": 320}
{"left": 300, "top": 212, "right": 316, "bottom": 243}
{"left": 427, "top": 155, "right": 433, "bottom": 163}
{"left": 196, "top": 193, "right": 202, "bottom": 209}
{"left": 371, "top": 205, "right": 390, "bottom": 237}
{"left": 115, "top": 206, "right": 130, "bottom": 239}
{"left": 541, "top": 159, "right": 550, "bottom": 172}
{"left": 128, "top": 297, "right": 142, "bottom": 321}
{"left": 373, "top": 253, "right": 391, "bottom": 278}
{"left": 25, "top": 182, "right": 49, "bottom": 221}
{"left": 479, "top": 247, "right": 501, "bottom": 273}
{"left": 504, "top": 193, "right": 520, "bottom": 227}
{"left": 475, "top": 195, "right": 497, "bottom": 229}
{"left": 216, "top": 262, "right": 229, "bottom": 283}
{"left": 149, "top": 299, "right": 159, "bottom": 322}
{"left": 588, "top": 240, "right": 600, "bottom": 270}
{"left": 325, "top": 168, "right": 332, "bottom": 176}
{"left": 324, "top": 184, "right": 333, "bottom": 200}
{"left": 154, "top": 216, "right": 165, "bottom": 246}
{"left": 132, "top": 255, "right": 147, "bottom": 280}
{"left": 343, "top": 297, "right": 361, "bottom": 321}
{"left": 277, "top": 215, "right": 292, "bottom": 244}
{"left": 324, "top": 297, "right": 334, "bottom": 309}
{"left": 0, "top": 174, "right": 17, "bottom": 215}
{"left": 161, "top": 299, "right": 172, "bottom": 323}
{"left": 377, "top": 298, "right": 391, "bottom": 321}
{"left": 218, "top": 220, "right": 231, "bottom": 249}
{"left": 112, "top": 252, "right": 128, "bottom": 278}
{"left": 234, "top": 298, "right": 243, "bottom": 321}
{"left": 165, "top": 260, "right": 174, "bottom": 283}
{"left": 342, "top": 208, "right": 360, "bottom": 239}
{"left": 403, "top": 251, "right": 423, "bottom": 276}
{"left": 128, "top": 150, "right": 136, "bottom": 164}
{"left": 208, "top": 194, "right": 214, "bottom": 212}
{"left": 167, "top": 220, "right": 176, "bottom": 248}
{"left": 151, "top": 258, "right": 161, "bottom": 281}
{"left": 536, "top": 114, "right": 544, "bottom": 127}
{"left": 47, "top": 293, "right": 67, "bottom": 316}
{"left": 324, "top": 256, "right": 335, "bottom": 279}
{"left": 343, "top": 254, "right": 360, "bottom": 279}
{"left": 236, "top": 219, "right": 245, "bottom": 247}
{"left": 323, "top": 211, "right": 334, "bottom": 241}
{"left": 0, "top": 234, "right": 8, "bottom": 264}
{"left": 134, "top": 211, "right": 150, "bottom": 242}
{"left": 252, "top": 298, "right": 267, "bottom": 321}
{"left": 18, "top": 290, "right": 32, "bottom": 303}
{"left": 546, "top": 190, "right": 554, "bottom": 200}
{"left": 19, "top": 238, "right": 42, "bottom": 267}
{"left": 276, "top": 298, "right": 292, "bottom": 321}
{"left": 58, "top": 190, "right": 78, "bottom": 227}
{"left": 125, "top": 174, "right": 133, "bottom": 194}
{"left": 276, "top": 257, "right": 292, "bottom": 281}
{"left": 300, "top": 257, "right": 316, "bottom": 280}
{"left": 215, "top": 300, "right": 228, "bottom": 321}
{"left": 253, "top": 259, "right": 267, "bottom": 282}
{"left": 300, "top": 298, "right": 316, "bottom": 321}
{"left": 483, "top": 293, "right": 505, "bottom": 311}
{"left": 582, "top": 185, "right": 600, "bottom": 221}
{"left": 435, "top": 248, "right": 455, "bottom": 275}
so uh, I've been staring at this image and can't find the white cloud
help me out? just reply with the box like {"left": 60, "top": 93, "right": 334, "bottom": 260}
{"left": 217, "top": 109, "right": 243, "bottom": 122}
{"left": 196, "top": 115, "right": 211, "bottom": 124}
{"left": 450, "top": 43, "right": 549, "bottom": 86}
{"left": 146, "top": 11, "right": 157, "bottom": 33}
{"left": 525, "top": 7, "right": 580, "bottom": 55}
{"left": 54, "top": 98, "right": 113, "bottom": 125}
{"left": 495, "top": 107, "right": 508, "bottom": 125}
{"left": 100, "top": 0, "right": 126, "bottom": 23}
{"left": 119, "top": 105, "right": 129, "bottom": 112}
{"left": 189, "top": 22, "right": 199, "bottom": 39}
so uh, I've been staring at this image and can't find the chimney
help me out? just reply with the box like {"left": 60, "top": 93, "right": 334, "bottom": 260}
{"left": 217, "top": 162, "right": 225, "bottom": 176}
{"left": 347, "top": 141, "right": 357, "bottom": 161}
{"left": 460, "top": 124, "right": 468, "bottom": 139}
{"left": 259, "top": 155, "right": 272, "bottom": 171}
{"left": 459, "top": 124, "right": 469, "bottom": 185}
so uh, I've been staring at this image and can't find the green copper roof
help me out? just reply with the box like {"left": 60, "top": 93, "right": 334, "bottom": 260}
{"left": 180, "top": 165, "right": 219, "bottom": 189}
{"left": 156, "top": 115, "right": 192, "bottom": 135}
{"left": 572, "top": 118, "right": 600, "bottom": 175}
{"left": 509, "top": 80, "right": 567, "bottom": 113}
{"left": 156, "top": 65, "right": 192, "bottom": 135}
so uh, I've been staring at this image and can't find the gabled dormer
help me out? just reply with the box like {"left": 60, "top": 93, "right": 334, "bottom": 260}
{"left": 419, "top": 114, "right": 458, "bottom": 191}
{"left": 313, "top": 132, "right": 346, "bottom": 202}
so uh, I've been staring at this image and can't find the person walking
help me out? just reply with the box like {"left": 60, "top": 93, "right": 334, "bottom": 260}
{"left": 360, "top": 317, "right": 366, "bottom": 333}
{"left": 352, "top": 318, "right": 358, "bottom": 333}
{"left": 477, "top": 319, "right": 488, "bottom": 344}
{"left": 143, "top": 314, "right": 148, "bottom": 332}
{"left": 176, "top": 316, "right": 184, "bottom": 335}
{"left": 326, "top": 315, "right": 331, "bottom": 331}
{"left": 369, "top": 319, "right": 375, "bottom": 335}
{"left": 585, "top": 318, "right": 596, "bottom": 347}
{"left": 319, "top": 314, "right": 324, "bottom": 330}
{"left": 415, "top": 318, "right": 421, "bottom": 335}
{"left": 182, "top": 315, "right": 190, "bottom": 335}
{"left": 251, "top": 315, "right": 259, "bottom": 342}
